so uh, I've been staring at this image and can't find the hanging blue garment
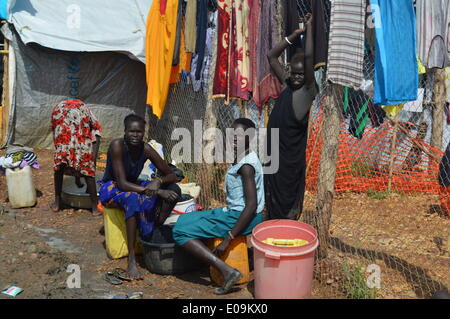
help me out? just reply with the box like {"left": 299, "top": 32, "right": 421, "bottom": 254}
{"left": 370, "top": 0, "right": 418, "bottom": 106}
{"left": 0, "top": 0, "right": 8, "bottom": 20}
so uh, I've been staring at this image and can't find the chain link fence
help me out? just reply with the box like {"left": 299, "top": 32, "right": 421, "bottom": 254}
{"left": 150, "top": 0, "right": 449, "bottom": 298}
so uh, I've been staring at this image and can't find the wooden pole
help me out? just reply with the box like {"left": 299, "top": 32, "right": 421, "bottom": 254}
{"left": 387, "top": 111, "right": 399, "bottom": 192}
{"left": 387, "top": 118, "right": 440, "bottom": 163}
{"left": 431, "top": 68, "right": 446, "bottom": 151}
{"left": 0, "top": 36, "right": 9, "bottom": 147}
{"left": 264, "top": 103, "right": 270, "bottom": 128}
{"left": 305, "top": 109, "right": 324, "bottom": 177}
{"left": 197, "top": 19, "right": 219, "bottom": 209}
{"left": 313, "top": 84, "right": 341, "bottom": 260}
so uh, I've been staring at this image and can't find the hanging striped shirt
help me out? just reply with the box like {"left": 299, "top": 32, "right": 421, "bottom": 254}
{"left": 326, "top": 0, "right": 366, "bottom": 90}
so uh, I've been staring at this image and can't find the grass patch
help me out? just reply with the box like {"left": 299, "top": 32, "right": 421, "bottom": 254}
{"left": 342, "top": 262, "right": 377, "bottom": 299}
{"left": 366, "top": 189, "right": 391, "bottom": 200}
{"left": 350, "top": 161, "right": 376, "bottom": 177}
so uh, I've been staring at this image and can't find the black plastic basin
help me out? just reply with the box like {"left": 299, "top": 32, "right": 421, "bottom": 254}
{"left": 140, "top": 225, "right": 204, "bottom": 275}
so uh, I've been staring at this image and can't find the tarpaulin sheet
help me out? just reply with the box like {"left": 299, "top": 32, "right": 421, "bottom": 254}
{"left": 3, "top": 24, "right": 148, "bottom": 149}
{"left": 8, "top": 0, "right": 152, "bottom": 62}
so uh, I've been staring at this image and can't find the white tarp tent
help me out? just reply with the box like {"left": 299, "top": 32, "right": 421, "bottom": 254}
{"left": 1, "top": 0, "right": 155, "bottom": 148}
{"left": 7, "top": 0, "right": 152, "bottom": 62}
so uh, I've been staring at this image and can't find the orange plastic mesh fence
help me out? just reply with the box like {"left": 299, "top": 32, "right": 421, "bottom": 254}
{"left": 306, "top": 110, "right": 444, "bottom": 195}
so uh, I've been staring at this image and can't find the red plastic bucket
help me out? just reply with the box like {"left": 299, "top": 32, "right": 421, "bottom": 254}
{"left": 251, "top": 219, "right": 319, "bottom": 299}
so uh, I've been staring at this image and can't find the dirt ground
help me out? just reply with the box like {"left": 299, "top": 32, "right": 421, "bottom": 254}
{"left": 0, "top": 148, "right": 449, "bottom": 299}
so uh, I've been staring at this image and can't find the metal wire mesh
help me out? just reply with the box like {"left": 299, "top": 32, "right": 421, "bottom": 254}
{"left": 150, "top": 0, "right": 449, "bottom": 299}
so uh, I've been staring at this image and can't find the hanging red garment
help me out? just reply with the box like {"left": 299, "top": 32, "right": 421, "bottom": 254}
{"left": 248, "top": 0, "right": 282, "bottom": 109}
{"left": 212, "top": 0, "right": 250, "bottom": 102}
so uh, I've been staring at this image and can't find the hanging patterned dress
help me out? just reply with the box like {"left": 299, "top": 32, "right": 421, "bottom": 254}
{"left": 212, "top": 0, "right": 250, "bottom": 102}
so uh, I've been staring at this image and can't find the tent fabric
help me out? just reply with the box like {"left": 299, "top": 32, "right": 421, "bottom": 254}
{"left": 2, "top": 24, "right": 148, "bottom": 149}
{"left": 6, "top": 0, "right": 152, "bottom": 62}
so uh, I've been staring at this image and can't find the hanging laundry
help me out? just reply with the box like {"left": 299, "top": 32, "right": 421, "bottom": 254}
{"left": 248, "top": 0, "right": 282, "bottom": 108}
{"left": 343, "top": 86, "right": 371, "bottom": 139}
{"left": 418, "top": 58, "right": 426, "bottom": 75}
{"left": 326, "top": 0, "right": 366, "bottom": 90}
{"left": 190, "top": 12, "right": 217, "bottom": 92}
{"left": 283, "top": 0, "right": 329, "bottom": 66}
{"left": 311, "top": 0, "right": 328, "bottom": 70}
{"left": 370, "top": 0, "right": 418, "bottom": 106}
{"left": 170, "top": 12, "right": 192, "bottom": 84}
{"left": 172, "top": 0, "right": 183, "bottom": 66}
{"left": 369, "top": 104, "right": 386, "bottom": 128}
{"left": 184, "top": 0, "right": 197, "bottom": 53}
{"left": 145, "top": 0, "right": 180, "bottom": 118}
{"left": 382, "top": 104, "right": 404, "bottom": 120}
{"left": 284, "top": 0, "right": 302, "bottom": 61}
{"left": 212, "top": 0, "right": 250, "bottom": 102}
{"left": 194, "top": 0, "right": 217, "bottom": 81}
{"left": 416, "top": 0, "right": 450, "bottom": 69}
{"left": 229, "top": 0, "right": 250, "bottom": 100}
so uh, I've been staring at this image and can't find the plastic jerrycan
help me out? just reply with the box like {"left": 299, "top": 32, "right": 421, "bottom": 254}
{"left": 6, "top": 166, "right": 37, "bottom": 208}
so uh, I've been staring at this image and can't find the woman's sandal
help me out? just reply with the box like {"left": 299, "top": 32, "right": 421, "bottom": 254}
{"left": 104, "top": 271, "right": 122, "bottom": 285}
{"left": 104, "top": 268, "right": 133, "bottom": 285}
{"left": 214, "top": 269, "right": 243, "bottom": 295}
{"left": 112, "top": 268, "right": 132, "bottom": 281}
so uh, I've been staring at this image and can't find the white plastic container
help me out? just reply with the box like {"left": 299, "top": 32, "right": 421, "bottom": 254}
{"left": 164, "top": 197, "right": 197, "bottom": 225}
{"left": 6, "top": 166, "right": 37, "bottom": 208}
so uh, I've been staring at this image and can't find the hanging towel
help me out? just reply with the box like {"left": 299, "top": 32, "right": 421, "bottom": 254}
{"left": 326, "top": 0, "right": 366, "bottom": 90}
{"left": 370, "top": 0, "right": 418, "bottom": 106}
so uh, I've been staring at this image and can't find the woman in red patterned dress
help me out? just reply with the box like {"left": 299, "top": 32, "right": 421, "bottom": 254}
{"left": 50, "top": 99, "right": 102, "bottom": 215}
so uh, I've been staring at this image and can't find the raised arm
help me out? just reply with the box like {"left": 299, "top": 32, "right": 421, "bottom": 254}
{"left": 304, "top": 13, "right": 314, "bottom": 86}
{"left": 267, "top": 28, "right": 305, "bottom": 84}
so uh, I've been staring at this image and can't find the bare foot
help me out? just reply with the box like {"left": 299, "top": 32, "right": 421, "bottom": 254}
{"left": 127, "top": 261, "right": 142, "bottom": 280}
{"left": 214, "top": 269, "right": 243, "bottom": 295}
{"left": 50, "top": 201, "right": 61, "bottom": 212}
